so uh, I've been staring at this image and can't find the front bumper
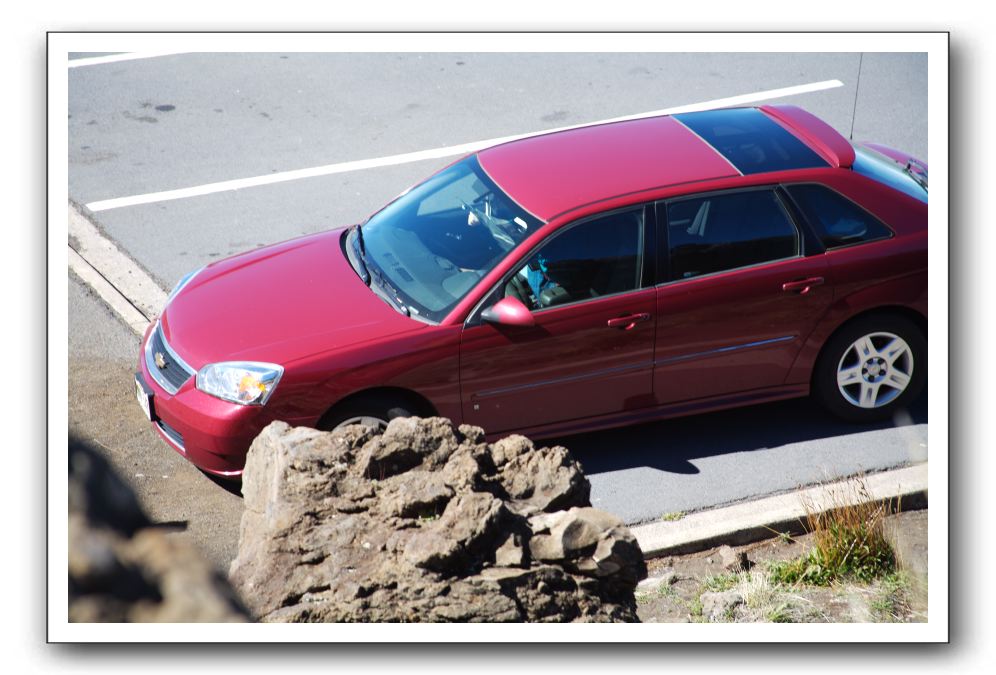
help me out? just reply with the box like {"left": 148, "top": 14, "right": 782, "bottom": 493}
{"left": 136, "top": 323, "right": 270, "bottom": 477}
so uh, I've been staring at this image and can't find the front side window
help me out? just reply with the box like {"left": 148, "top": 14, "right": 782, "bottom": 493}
{"left": 503, "top": 208, "right": 644, "bottom": 311}
{"left": 356, "top": 156, "right": 543, "bottom": 322}
{"left": 786, "top": 183, "right": 893, "bottom": 249}
{"left": 666, "top": 189, "right": 799, "bottom": 281}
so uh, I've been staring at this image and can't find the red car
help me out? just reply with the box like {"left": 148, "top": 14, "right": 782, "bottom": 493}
{"left": 135, "top": 104, "right": 927, "bottom": 478}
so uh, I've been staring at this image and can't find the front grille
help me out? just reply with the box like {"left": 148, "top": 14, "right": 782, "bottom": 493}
{"left": 156, "top": 419, "right": 185, "bottom": 451}
{"left": 146, "top": 323, "right": 194, "bottom": 394}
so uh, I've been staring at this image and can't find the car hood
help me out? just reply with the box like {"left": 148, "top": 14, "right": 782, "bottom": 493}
{"left": 160, "top": 229, "right": 425, "bottom": 368}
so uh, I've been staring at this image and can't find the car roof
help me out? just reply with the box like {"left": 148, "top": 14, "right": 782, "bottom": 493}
{"left": 477, "top": 105, "right": 849, "bottom": 221}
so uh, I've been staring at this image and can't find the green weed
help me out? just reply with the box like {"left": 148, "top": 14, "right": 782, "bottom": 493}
{"left": 701, "top": 573, "right": 739, "bottom": 592}
{"left": 768, "top": 481, "right": 896, "bottom": 586}
{"left": 870, "top": 572, "right": 912, "bottom": 622}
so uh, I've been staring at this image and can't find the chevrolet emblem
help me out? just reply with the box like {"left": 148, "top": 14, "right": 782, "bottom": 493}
{"left": 154, "top": 352, "right": 167, "bottom": 369}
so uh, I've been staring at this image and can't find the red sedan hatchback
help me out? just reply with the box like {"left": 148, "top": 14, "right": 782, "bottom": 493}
{"left": 136, "top": 104, "right": 927, "bottom": 478}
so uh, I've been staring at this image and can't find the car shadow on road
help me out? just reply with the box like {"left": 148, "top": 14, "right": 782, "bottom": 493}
{"left": 552, "top": 392, "right": 927, "bottom": 477}
{"left": 200, "top": 471, "right": 244, "bottom": 497}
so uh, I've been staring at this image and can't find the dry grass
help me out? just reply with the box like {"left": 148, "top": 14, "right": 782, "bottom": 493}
{"left": 691, "top": 569, "right": 814, "bottom": 622}
{"left": 769, "top": 478, "right": 897, "bottom": 586}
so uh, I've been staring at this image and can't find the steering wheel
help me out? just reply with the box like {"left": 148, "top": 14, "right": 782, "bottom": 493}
{"left": 460, "top": 198, "right": 523, "bottom": 251}
{"left": 459, "top": 199, "right": 488, "bottom": 227}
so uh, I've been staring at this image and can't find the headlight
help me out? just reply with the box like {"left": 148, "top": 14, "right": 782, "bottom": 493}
{"left": 166, "top": 267, "right": 203, "bottom": 306}
{"left": 195, "top": 361, "right": 284, "bottom": 406}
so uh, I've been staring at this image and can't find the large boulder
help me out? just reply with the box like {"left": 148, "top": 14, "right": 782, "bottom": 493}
{"left": 230, "top": 418, "right": 646, "bottom": 622}
{"left": 68, "top": 439, "right": 249, "bottom": 622}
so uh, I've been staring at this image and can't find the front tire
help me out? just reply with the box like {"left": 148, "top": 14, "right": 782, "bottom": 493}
{"left": 813, "top": 314, "right": 926, "bottom": 423}
{"left": 316, "top": 395, "right": 415, "bottom": 433}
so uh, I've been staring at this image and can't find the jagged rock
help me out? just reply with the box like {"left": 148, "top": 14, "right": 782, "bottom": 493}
{"left": 359, "top": 416, "right": 462, "bottom": 478}
{"left": 636, "top": 567, "right": 678, "bottom": 592}
{"left": 68, "top": 439, "right": 249, "bottom": 623}
{"left": 528, "top": 507, "right": 643, "bottom": 588}
{"left": 382, "top": 471, "right": 453, "bottom": 519}
{"left": 499, "top": 443, "right": 591, "bottom": 514}
{"left": 494, "top": 533, "right": 527, "bottom": 568}
{"left": 490, "top": 434, "right": 535, "bottom": 467}
{"left": 717, "top": 545, "right": 751, "bottom": 573}
{"left": 700, "top": 590, "right": 744, "bottom": 622}
{"left": 403, "top": 492, "right": 505, "bottom": 573}
{"left": 230, "top": 418, "right": 646, "bottom": 622}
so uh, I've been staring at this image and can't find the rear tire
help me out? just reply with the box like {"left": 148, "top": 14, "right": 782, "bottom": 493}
{"left": 316, "top": 395, "right": 415, "bottom": 433}
{"left": 813, "top": 314, "right": 926, "bottom": 423}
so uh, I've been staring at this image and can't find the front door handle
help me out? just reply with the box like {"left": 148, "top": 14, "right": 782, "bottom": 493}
{"left": 782, "top": 276, "right": 825, "bottom": 295}
{"left": 606, "top": 313, "right": 651, "bottom": 330}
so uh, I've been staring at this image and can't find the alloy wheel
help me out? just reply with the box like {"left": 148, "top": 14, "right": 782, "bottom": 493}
{"left": 334, "top": 415, "right": 389, "bottom": 432}
{"left": 836, "top": 331, "right": 914, "bottom": 409}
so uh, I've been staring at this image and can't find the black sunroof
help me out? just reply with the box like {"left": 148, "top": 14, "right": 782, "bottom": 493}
{"left": 674, "top": 108, "right": 829, "bottom": 175}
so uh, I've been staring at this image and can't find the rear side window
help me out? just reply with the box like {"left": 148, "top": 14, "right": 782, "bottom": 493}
{"left": 666, "top": 189, "right": 799, "bottom": 281}
{"left": 786, "top": 184, "right": 893, "bottom": 249}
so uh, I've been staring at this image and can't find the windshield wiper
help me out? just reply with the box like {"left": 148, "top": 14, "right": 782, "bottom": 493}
{"left": 355, "top": 222, "right": 366, "bottom": 254}
{"left": 365, "top": 258, "right": 411, "bottom": 317}
{"left": 902, "top": 159, "right": 928, "bottom": 191}
{"left": 350, "top": 225, "right": 371, "bottom": 285}
{"left": 350, "top": 225, "right": 411, "bottom": 317}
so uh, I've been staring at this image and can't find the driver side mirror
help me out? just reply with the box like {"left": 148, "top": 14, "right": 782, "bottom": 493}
{"left": 481, "top": 296, "right": 535, "bottom": 327}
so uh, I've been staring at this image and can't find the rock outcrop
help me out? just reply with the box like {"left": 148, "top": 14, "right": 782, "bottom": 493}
{"left": 230, "top": 418, "right": 646, "bottom": 622}
{"left": 68, "top": 439, "right": 249, "bottom": 622}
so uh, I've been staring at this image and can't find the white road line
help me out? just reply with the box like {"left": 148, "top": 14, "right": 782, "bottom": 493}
{"left": 85, "top": 79, "right": 844, "bottom": 212}
{"left": 69, "top": 202, "right": 167, "bottom": 335}
{"left": 68, "top": 52, "right": 189, "bottom": 68}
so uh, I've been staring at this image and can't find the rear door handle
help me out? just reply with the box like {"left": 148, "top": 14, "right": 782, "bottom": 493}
{"left": 606, "top": 313, "right": 651, "bottom": 330}
{"left": 781, "top": 276, "right": 825, "bottom": 295}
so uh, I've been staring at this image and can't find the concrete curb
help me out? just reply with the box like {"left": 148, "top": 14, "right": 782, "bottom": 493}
{"left": 68, "top": 201, "right": 167, "bottom": 335}
{"left": 630, "top": 463, "right": 928, "bottom": 558}
{"left": 68, "top": 248, "right": 150, "bottom": 335}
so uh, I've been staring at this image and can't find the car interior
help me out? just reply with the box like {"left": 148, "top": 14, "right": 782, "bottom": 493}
{"left": 667, "top": 190, "right": 799, "bottom": 280}
{"left": 504, "top": 210, "right": 643, "bottom": 311}
{"left": 369, "top": 182, "right": 534, "bottom": 314}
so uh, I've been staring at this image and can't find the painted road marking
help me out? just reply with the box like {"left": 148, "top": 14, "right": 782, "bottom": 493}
{"left": 85, "top": 79, "right": 844, "bottom": 212}
{"left": 68, "top": 52, "right": 189, "bottom": 68}
{"left": 72, "top": 80, "right": 843, "bottom": 332}
{"left": 69, "top": 203, "right": 167, "bottom": 335}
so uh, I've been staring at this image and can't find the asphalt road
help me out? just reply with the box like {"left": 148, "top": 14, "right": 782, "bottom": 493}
{"left": 67, "top": 51, "right": 929, "bottom": 571}
{"left": 68, "top": 273, "right": 244, "bottom": 571}
{"left": 69, "top": 52, "right": 927, "bottom": 287}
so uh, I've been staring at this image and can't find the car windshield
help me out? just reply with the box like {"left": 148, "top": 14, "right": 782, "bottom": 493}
{"left": 851, "top": 144, "right": 928, "bottom": 204}
{"left": 353, "top": 156, "right": 543, "bottom": 322}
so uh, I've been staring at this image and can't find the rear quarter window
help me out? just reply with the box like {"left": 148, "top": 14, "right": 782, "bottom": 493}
{"left": 786, "top": 183, "right": 893, "bottom": 250}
